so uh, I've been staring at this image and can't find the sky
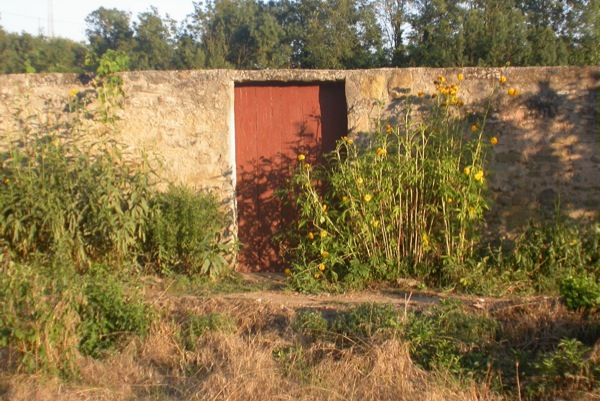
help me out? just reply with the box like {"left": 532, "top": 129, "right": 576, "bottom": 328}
{"left": 0, "top": 0, "right": 196, "bottom": 42}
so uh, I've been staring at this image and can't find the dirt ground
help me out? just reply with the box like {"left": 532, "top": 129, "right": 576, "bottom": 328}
{"left": 163, "top": 272, "right": 532, "bottom": 315}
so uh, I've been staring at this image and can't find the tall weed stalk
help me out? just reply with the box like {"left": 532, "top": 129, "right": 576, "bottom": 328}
{"left": 0, "top": 98, "right": 155, "bottom": 271}
{"left": 283, "top": 74, "right": 503, "bottom": 291}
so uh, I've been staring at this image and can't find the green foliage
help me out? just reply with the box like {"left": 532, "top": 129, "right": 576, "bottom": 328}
{"left": 78, "top": 268, "right": 152, "bottom": 357}
{"left": 283, "top": 75, "right": 495, "bottom": 290}
{"left": 404, "top": 299, "right": 498, "bottom": 373}
{"left": 0, "top": 261, "right": 81, "bottom": 375}
{"left": 0, "top": 28, "right": 87, "bottom": 74}
{"left": 478, "top": 219, "right": 600, "bottom": 295}
{"left": 293, "top": 310, "right": 329, "bottom": 341}
{"left": 85, "top": 7, "right": 136, "bottom": 57}
{"left": 85, "top": 49, "right": 129, "bottom": 123}
{"left": 132, "top": 7, "right": 176, "bottom": 71}
{"left": 0, "top": 261, "right": 152, "bottom": 373}
{"left": 0, "top": 99, "right": 154, "bottom": 271}
{"left": 285, "top": 0, "right": 385, "bottom": 68}
{"left": 2, "top": 0, "right": 599, "bottom": 72}
{"left": 560, "top": 274, "right": 600, "bottom": 314}
{"left": 182, "top": 313, "right": 237, "bottom": 350}
{"left": 531, "top": 338, "right": 600, "bottom": 397}
{"left": 145, "top": 185, "right": 233, "bottom": 278}
{"left": 331, "top": 303, "right": 401, "bottom": 340}
{"left": 292, "top": 303, "right": 401, "bottom": 344}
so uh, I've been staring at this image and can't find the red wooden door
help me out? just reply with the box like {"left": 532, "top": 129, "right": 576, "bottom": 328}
{"left": 235, "top": 82, "right": 347, "bottom": 272}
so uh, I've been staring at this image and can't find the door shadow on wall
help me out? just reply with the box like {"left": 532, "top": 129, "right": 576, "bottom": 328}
{"left": 236, "top": 126, "right": 324, "bottom": 272}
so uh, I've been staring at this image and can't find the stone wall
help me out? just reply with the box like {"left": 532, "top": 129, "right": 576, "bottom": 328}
{"left": 0, "top": 67, "right": 598, "bottom": 241}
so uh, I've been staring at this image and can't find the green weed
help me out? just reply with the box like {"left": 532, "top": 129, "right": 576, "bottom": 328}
{"left": 78, "top": 268, "right": 153, "bottom": 358}
{"left": 0, "top": 100, "right": 155, "bottom": 272}
{"left": 331, "top": 303, "right": 401, "bottom": 340}
{"left": 145, "top": 185, "right": 234, "bottom": 278}
{"left": 0, "top": 261, "right": 153, "bottom": 373}
{"left": 283, "top": 73, "right": 500, "bottom": 291}
{"left": 293, "top": 310, "right": 329, "bottom": 341}
{"left": 404, "top": 299, "right": 498, "bottom": 375}
{"left": 182, "top": 313, "right": 237, "bottom": 350}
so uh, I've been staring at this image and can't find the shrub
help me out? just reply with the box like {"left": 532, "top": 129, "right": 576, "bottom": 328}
{"left": 78, "top": 267, "right": 153, "bottom": 358}
{"left": 477, "top": 218, "right": 600, "bottom": 295}
{"left": 283, "top": 74, "right": 499, "bottom": 291}
{"left": 145, "top": 185, "right": 233, "bottom": 278}
{"left": 404, "top": 299, "right": 498, "bottom": 374}
{"left": 531, "top": 338, "right": 600, "bottom": 397}
{"left": 560, "top": 274, "right": 600, "bottom": 314}
{"left": 0, "top": 260, "right": 152, "bottom": 373}
{"left": 0, "top": 261, "right": 81, "bottom": 375}
{"left": 0, "top": 99, "right": 155, "bottom": 272}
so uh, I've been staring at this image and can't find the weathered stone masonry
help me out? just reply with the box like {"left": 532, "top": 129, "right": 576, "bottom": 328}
{"left": 0, "top": 67, "right": 598, "bottom": 243}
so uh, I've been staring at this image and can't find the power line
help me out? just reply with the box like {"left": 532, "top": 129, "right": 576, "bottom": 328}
{"left": 1, "top": 11, "right": 82, "bottom": 26}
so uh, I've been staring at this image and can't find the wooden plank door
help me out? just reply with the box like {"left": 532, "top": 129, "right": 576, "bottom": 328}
{"left": 234, "top": 82, "right": 347, "bottom": 272}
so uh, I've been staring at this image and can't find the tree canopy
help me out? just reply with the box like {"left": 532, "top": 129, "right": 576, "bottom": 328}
{"left": 0, "top": 0, "right": 598, "bottom": 73}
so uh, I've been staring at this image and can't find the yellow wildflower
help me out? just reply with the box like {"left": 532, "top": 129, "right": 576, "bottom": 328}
{"left": 490, "top": 136, "right": 498, "bottom": 146}
{"left": 284, "top": 268, "right": 292, "bottom": 276}
{"left": 470, "top": 124, "right": 478, "bottom": 132}
{"left": 417, "top": 90, "right": 424, "bottom": 97}
{"left": 457, "top": 73, "right": 464, "bottom": 81}
{"left": 376, "top": 147, "right": 387, "bottom": 156}
{"left": 322, "top": 204, "right": 327, "bottom": 212}
{"left": 304, "top": 163, "right": 311, "bottom": 170}
{"left": 314, "top": 273, "right": 321, "bottom": 279}
{"left": 342, "top": 196, "right": 348, "bottom": 203}
{"left": 356, "top": 177, "right": 363, "bottom": 185}
{"left": 422, "top": 233, "right": 429, "bottom": 246}
{"left": 474, "top": 170, "right": 484, "bottom": 182}
{"left": 499, "top": 75, "right": 507, "bottom": 85}
{"left": 385, "top": 124, "right": 392, "bottom": 133}
{"left": 297, "top": 154, "right": 306, "bottom": 161}
{"left": 69, "top": 89, "right": 78, "bottom": 97}
{"left": 363, "top": 194, "right": 372, "bottom": 202}
{"left": 447, "top": 198, "right": 453, "bottom": 204}
{"left": 321, "top": 251, "right": 329, "bottom": 258}
{"left": 347, "top": 138, "right": 354, "bottom": 145}
{"left": 464, "top": 166, "right": 471, "bottom": 175}
{"left": 508, "top": 88, "right": 519, "bottom": 96}
{"left": 372, "top": 220, "right": 380, "bottom": 228}
{"left": 320, "top": 230, "right": 328, "bottom": 238}
{"left": 468, "top": 206, "right": 476, "bottom": 218}
{"left": 308, "top": 232, "right": 315, "bottom": 240}
{"left": 437, "top": 75, "right": 446, "bottom": 83}
{"left": 3, "top": 178, "right": 9, "bottom": 185}
{"left": 318, "top": 263, "right": 326, "bottom": 271}
{"left": 457, "top": 98, "right": 464, "bottom": 106}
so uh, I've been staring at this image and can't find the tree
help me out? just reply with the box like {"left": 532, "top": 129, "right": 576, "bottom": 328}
{"left": 405, "top": 0, "right": 467, "bottom": 67}
{"left": 461, "top": 0, "right": 530, "bottom": 66}
{"left": 189, "top": 0, "right": 291, "bottom": 69}
{"left": 283, "top": 0, "right": 384, "bottom": 69}
{"left": 132, "top": 7, "right": 175, "bottom": 70}
{"left": 85, "top": 7, "right": 135, "bottom": 57}
{"left": 376, "top": 0, "right": 410, "bottom": 65}
{"left": 172, "top": 21, "right": 206, "bottom": 70}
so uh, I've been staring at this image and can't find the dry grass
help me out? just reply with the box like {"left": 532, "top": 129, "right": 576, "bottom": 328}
{"left": 2, "top": 295, "right": 598, "bottom": 401}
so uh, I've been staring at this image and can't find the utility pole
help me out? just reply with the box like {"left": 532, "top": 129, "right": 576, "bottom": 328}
{"left": 47, "top": 0, "right": 55, "bottom": 38}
